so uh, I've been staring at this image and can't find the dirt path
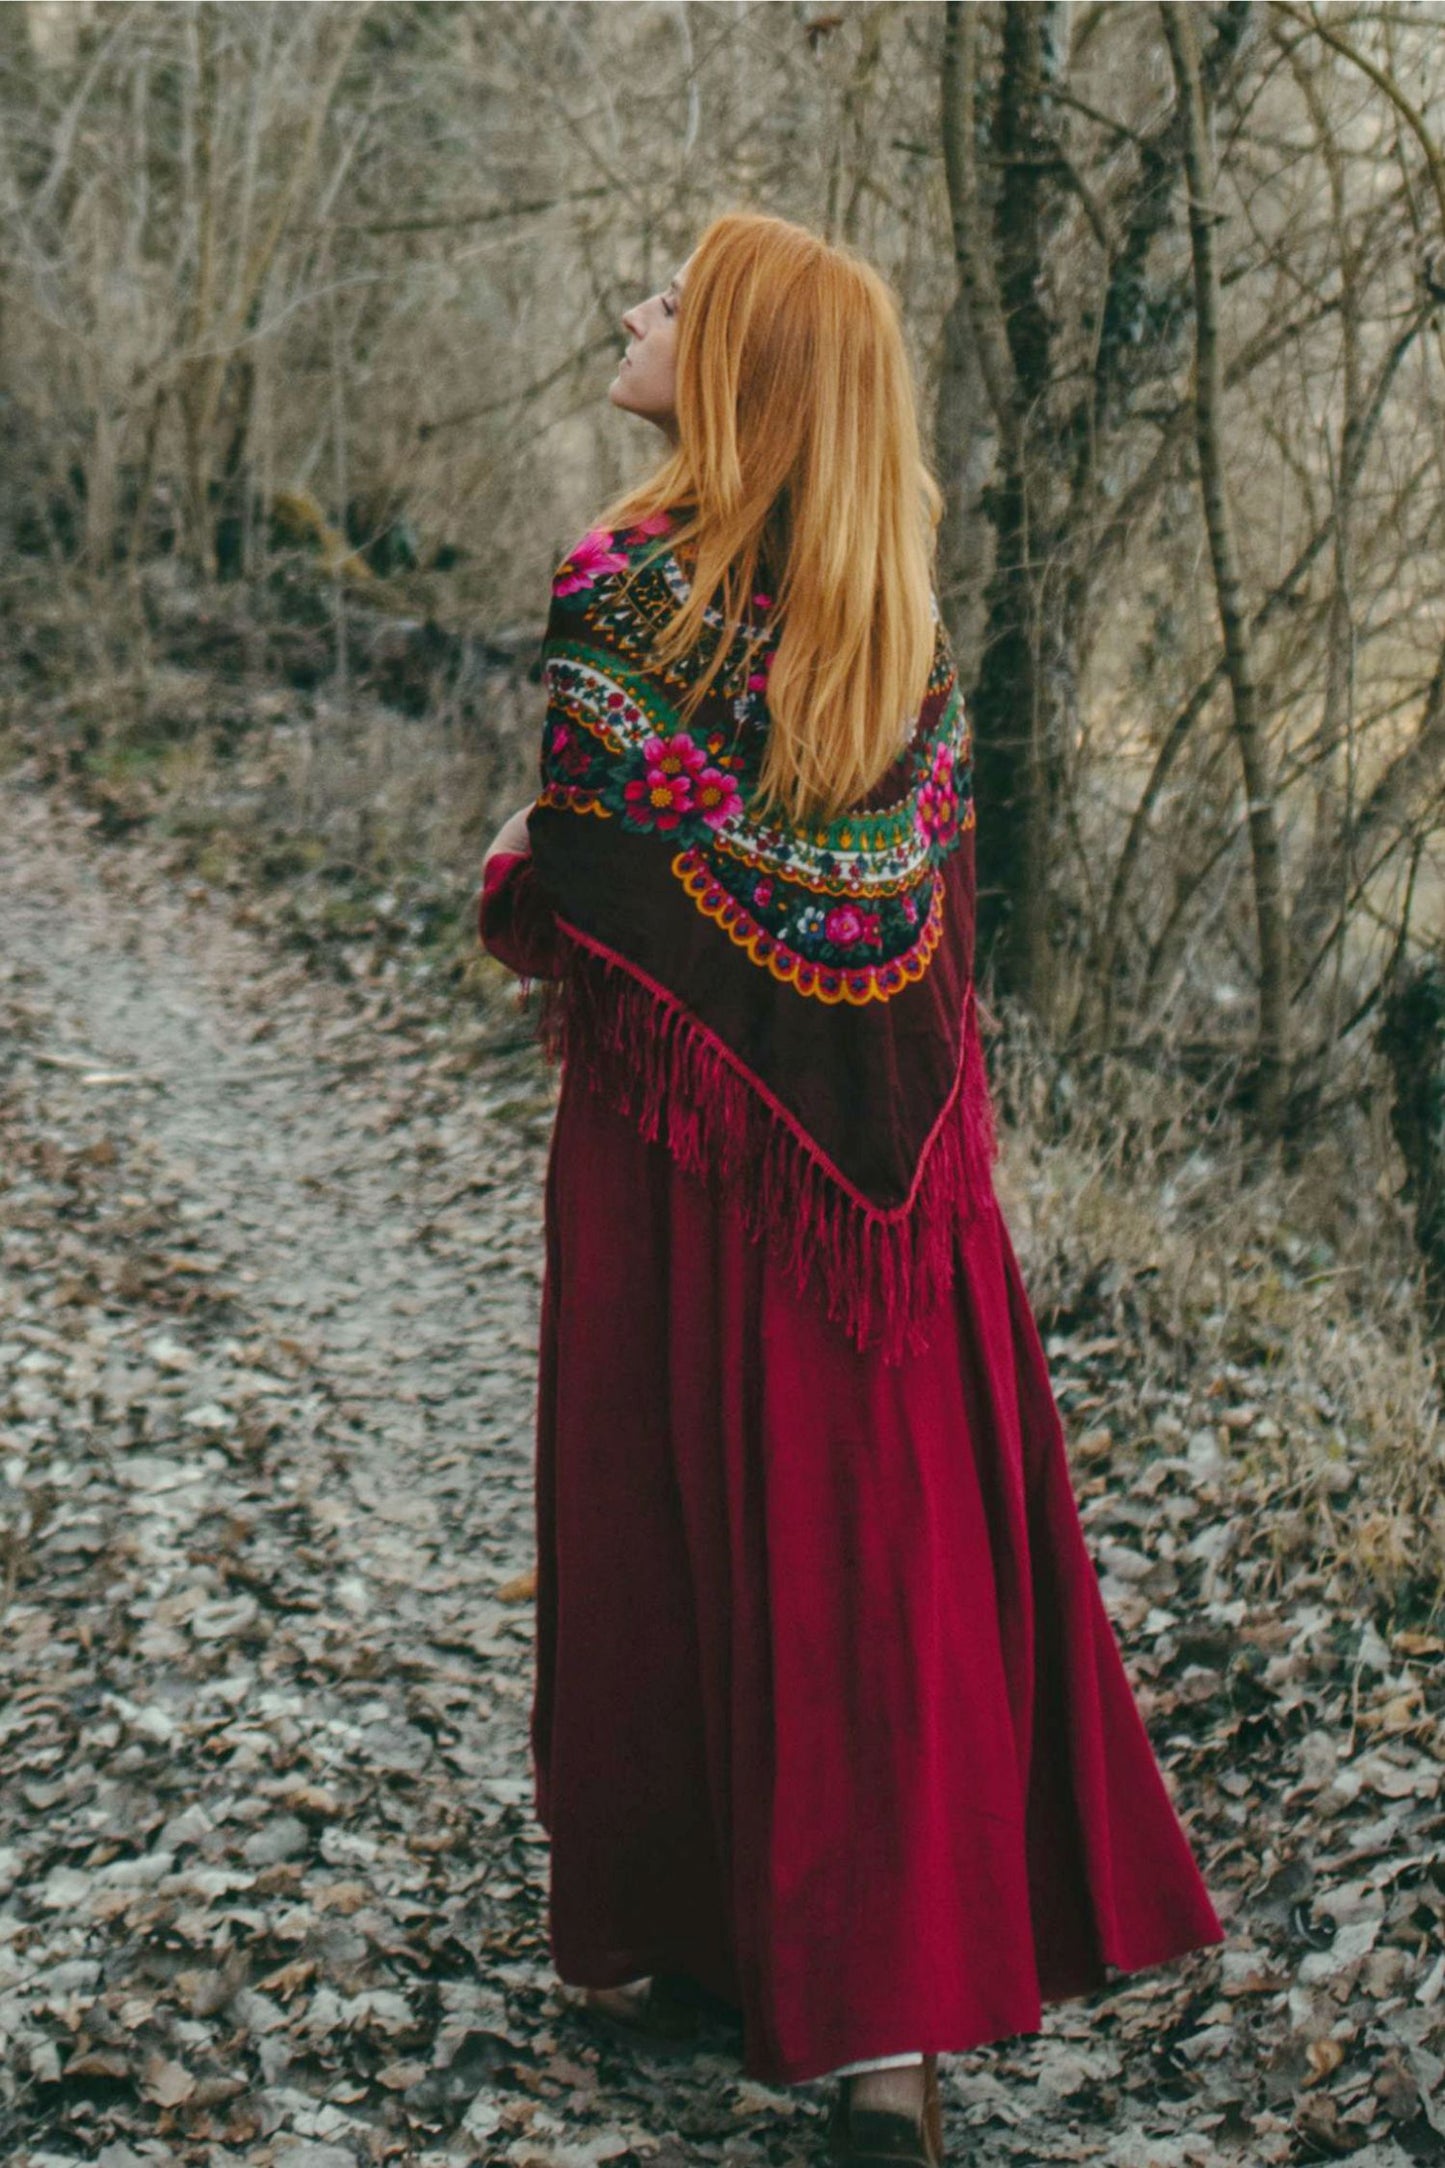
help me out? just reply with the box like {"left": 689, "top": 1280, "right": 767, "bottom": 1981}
{"left": 0, "top": 774, "right": 595, "bottom": 2160}
{"left": 0, "top": 768, "right": 1428, "bottom": 2168}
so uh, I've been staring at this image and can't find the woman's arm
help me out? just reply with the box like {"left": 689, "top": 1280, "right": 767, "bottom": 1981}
{"left": 484, "top": 801, "right": 534, "bottom": 871}
{"left": 477, "top": 805, "right": 562, "bottom": 981}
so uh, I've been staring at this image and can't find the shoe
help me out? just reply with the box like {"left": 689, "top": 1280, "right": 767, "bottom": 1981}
{"left": 574, "top": 1971, "right": 739, "bottom": 2059}
{"left": 825, "top": 2053, "right": 945, "bottom": 2166}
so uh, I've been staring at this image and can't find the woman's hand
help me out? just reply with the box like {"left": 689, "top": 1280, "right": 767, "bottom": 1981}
{"left": 483, "top": 802, "right": 535, "bottom": 870}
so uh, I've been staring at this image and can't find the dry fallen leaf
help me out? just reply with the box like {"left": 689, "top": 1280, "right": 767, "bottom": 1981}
{"left": 1304, "top": 2037, "right": 1346, "bottom": 2084}
{"left": 377, "top": 2058, "right": 430, "bottom": 2090}
{"left": 257, "top": 1955, "right": 318, "bottom": 1999}
{"left": 140, "top": 2053, "right": 196, "bottom": 2107}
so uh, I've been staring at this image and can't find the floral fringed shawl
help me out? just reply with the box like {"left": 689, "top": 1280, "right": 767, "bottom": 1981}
{"left": 499, "top": 510, "right": 999, "bottom": 1363}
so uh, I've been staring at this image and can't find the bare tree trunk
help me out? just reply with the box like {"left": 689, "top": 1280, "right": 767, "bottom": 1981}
{"left": 939, "top": 0, "right": 1060, "bottom": 1012}
{"left": 1284, "top": 33, "right": 1362, "bottom": 1062}
{"left": 932, "top": 281, "right": 997, "bottom": 700}
{"left": 175, "top": 4, "right": 371, "bottom": 583}
{"left": 1335, "top": 634, "right": 1445, "bottom": 886}
{"left": 830, "top": 3, "right": 890, "bottom": 246}
{"left": 1162, "top": 1, "right": 1289, "bottom": 1132}
{"left": 1090, "top": 300, "right": 1427, "bottom": 1044}
{"left": 934, "top": 0, "right": 998, "bottom": 698}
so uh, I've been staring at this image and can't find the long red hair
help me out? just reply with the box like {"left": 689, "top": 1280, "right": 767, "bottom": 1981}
{"left": 591, "top": 209, "right": 945, "bottom": 830}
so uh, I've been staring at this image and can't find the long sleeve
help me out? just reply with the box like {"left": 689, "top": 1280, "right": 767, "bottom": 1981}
{"left": 477, "top": 848, "right": 563, "bottom": 982}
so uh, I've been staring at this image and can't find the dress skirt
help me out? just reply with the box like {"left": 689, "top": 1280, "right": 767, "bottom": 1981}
{"left": 481, "top": 850, "right": 1226, "bottom": 2089}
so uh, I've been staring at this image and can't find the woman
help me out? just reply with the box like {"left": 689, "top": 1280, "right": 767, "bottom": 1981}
{"left": 478, "top": 212, "right": 1225, "bottom": 2168}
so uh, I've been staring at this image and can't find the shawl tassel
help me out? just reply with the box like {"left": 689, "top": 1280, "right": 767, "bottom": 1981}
{"left": 529, "top": 922, "right": 1000, "bottom": 1364}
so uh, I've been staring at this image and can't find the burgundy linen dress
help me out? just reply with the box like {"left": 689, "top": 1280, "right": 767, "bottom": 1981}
{"left": 479, "top": 844, "right": 1225, "bottom": 2088}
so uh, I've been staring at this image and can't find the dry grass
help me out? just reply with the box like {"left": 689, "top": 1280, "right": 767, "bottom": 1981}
{"left": 988, "top": 1003, "right": 1445, "bottom": 1624}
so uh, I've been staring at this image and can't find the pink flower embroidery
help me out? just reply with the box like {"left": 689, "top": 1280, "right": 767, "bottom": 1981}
{"left": 824, "top": 902, "right": 868, "bottom": 947}
{"left": 916, "top": 748, "right": 960, "bottom": 846}
{"left": 622, "top": 733, "right": 708, "bottom": 829}
{"left": 645, "top": 730, "right": 709, "bottom": 780}
{"left": 692, "top": 766, "right": 743, "bottom": 828}
{"left": 753, "top": 876, "right": 774, "bottom": 908}
{"left": 624, "top": 768, "right": 693, "bottom": 829}
{"left": 624, "top": 509, "right": 674, "bottom": 542}
{"left": 554, "top": 527, "right": 630, "bottom": 596}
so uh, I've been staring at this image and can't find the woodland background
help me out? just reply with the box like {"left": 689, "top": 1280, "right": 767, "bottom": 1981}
{"left": 1, "top": 5, "right": 1444, "bottom": 2165}
{"left": 6, "top": 0, "right": 1444, "bottom": 1592}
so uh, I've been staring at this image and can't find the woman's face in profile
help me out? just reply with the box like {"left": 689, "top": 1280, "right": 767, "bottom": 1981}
{"left": 611, "top": 254, "right": 693, "bottom": 436}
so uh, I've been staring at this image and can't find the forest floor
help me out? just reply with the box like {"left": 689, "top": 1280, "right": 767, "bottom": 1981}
{"left": 0, "top": 756, "right": 1442, "bottom": 2168}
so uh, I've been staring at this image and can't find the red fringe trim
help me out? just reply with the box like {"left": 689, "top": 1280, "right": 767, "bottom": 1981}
{"left": 521, "top": 921, "right": 1000, "bottom": 1365}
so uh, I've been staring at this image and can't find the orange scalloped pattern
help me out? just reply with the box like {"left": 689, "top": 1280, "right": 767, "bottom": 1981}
{"left": 673, "top": 848, "right": 945, "bottom": 1005}
{"left": 537, "top": 784, "right": 610, "bottom": 817}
